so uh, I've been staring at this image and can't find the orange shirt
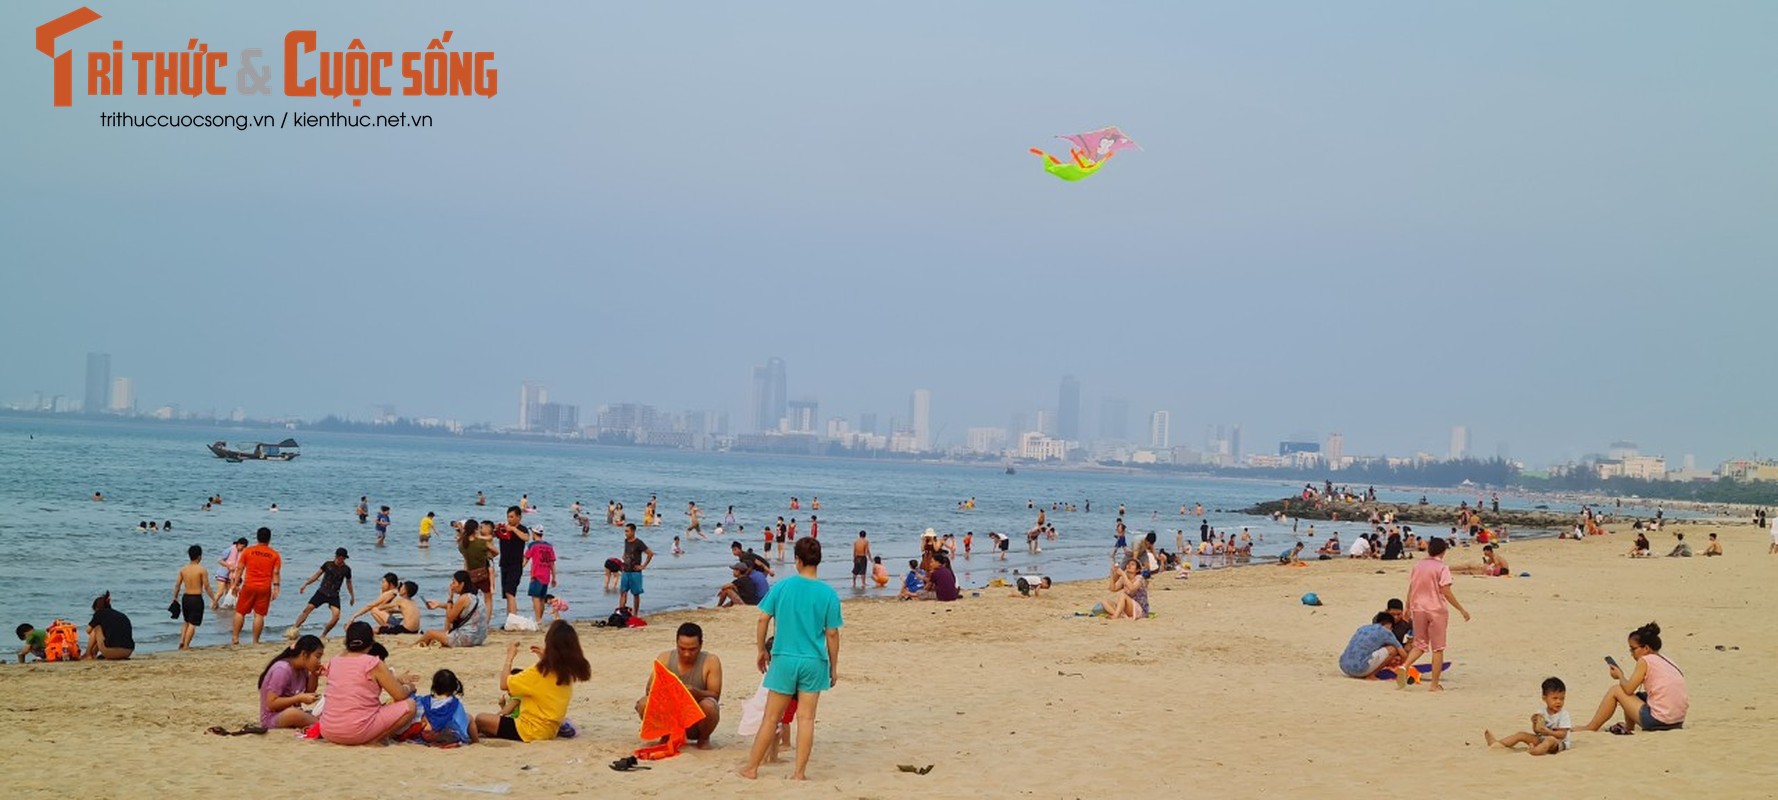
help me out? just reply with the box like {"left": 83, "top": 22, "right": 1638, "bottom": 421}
{"left": 240, "top": 544, "right": 282, "bottom": 589}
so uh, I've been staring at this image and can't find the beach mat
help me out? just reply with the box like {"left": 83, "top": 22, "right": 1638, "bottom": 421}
{"left": 1374, "top": 662, "right": 1452, "bottom": 681}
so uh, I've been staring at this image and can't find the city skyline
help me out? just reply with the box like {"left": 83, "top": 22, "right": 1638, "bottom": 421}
{"left": 23, "top": 351, "right": 1748, "bottom": 472}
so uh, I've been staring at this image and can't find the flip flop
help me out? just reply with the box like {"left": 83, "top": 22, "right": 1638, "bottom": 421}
{"left": 897, "top": 764, "right": 935, "bottom": 775}
{"left": 609, "top": 756, "right": 651, "bottom": 772}
{"left": 206, "top": 726, "right": 229, "bottom": 736}
{"left": 1607, "top": 723, "right": 1634, "bottom": 735}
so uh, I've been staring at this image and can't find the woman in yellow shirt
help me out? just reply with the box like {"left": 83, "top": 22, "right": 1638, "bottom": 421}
{"left": 473, "top": 620, "right": 591, "bottom": 741}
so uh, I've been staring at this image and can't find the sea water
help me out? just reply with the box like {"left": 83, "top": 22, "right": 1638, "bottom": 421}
{"left": 0, "top": 416, "right": 1570, "bottom": 654}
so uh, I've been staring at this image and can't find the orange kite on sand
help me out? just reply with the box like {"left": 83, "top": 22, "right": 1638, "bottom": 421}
{"left": 634, "top": 659, "right": 706, "bottom": 760}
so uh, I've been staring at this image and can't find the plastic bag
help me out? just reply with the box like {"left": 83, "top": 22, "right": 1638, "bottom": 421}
{"left": 504, "top": 614, "right": 538, "bottom": 632}
{"left": 736, "top": 685, "right": 769, "bottom": 737}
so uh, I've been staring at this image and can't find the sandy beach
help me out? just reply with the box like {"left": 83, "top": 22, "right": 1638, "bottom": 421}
{"left": 5, "top": 523, "right": 1775, "bottom": 799}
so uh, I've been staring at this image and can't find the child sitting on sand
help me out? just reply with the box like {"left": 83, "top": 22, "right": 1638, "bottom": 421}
{"left": 1703, "top": 533, "right": 1722, "bottom": 557}
{"left": 415, "top": 669, "right": 476, "bottom": 745}
{"left": 1485, "top": 677, "right": 1570, "bottom": 755}
{"left": 871, "top": 556, "right": 889, "bottom": 587}
{"left": 897, "top": 560, "right": 927, "bottom": 600}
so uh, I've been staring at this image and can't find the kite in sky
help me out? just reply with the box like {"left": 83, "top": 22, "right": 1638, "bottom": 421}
{"left": 1029, "top": 126, "right": 1140, "bottom": 181}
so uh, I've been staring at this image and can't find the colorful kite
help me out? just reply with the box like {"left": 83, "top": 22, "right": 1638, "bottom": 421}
{"left": 1029, "top": 126, "right": 1140, "bottom": 181}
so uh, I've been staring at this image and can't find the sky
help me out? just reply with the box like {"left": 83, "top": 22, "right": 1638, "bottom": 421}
{"left": 2, "top": 1, "right": 1774, "bottom": 468}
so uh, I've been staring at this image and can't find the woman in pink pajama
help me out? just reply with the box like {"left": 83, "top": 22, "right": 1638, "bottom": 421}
{"left": 1396, "top": 537, "right": 1470, "bottom": 691}
{"left": 319, "top": 621, "right": 420, "bottom": 745}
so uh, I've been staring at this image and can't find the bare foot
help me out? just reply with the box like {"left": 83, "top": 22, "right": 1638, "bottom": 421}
{"left": 736, "top": 767, "right": 757, "bottom": 780}
{"left": 791, "top": 773, "right": 807, "bottom": 781}
{"left": 1484, "top": 730, "right": 1497, "bottom": 747}
{"left": 695, "top": 739, "right": 713, "bottom": 750}
{"left": 1427, "top": 684, "right": 1444, "bottom": 692}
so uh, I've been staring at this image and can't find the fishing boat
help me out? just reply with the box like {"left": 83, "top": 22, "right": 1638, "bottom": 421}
{"left": 208, "top": 438, "right": 300, "bottom": 462}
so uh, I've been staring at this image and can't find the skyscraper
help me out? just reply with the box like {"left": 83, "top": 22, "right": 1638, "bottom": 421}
{"left": 787, "top": 399, "right": 818, "bottom": 433}
{"left": 1099, "top": 397, "right": 1129, "bottom": 441}
{"left": 1325, "top": 432, "right": 1344, "bottom": 464}
{"left": 1149, "top": 410, "right": 1170, "bottom": 449}
{"left": 1449, "top": 425, "right": 1469, "bottom": 461}
{"left": 910, "top": 389, "right": 931, "bottom": 450}
{"left": 109, "top": 377, "right": 134, "bottom": 414}
{"left": 519, "top": 382, "right": 547, "bottom": 431}
{"left": 1057, "top": 375, "right": 1080, "bottom": 441}
{"left": 858, "top": 412, "right": 878, "bottom": 436}
{"left": 84, "top": 353, "right": 110, "bottom": 415}
{"left": 750, "top": 357, "right": 787, "bottom": 433}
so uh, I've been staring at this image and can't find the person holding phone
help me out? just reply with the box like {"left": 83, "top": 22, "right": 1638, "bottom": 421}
{"left": 1582, "top": 621, "right": 1687, "bottom": 734}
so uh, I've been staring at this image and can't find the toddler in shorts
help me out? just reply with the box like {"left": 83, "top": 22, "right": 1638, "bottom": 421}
{"left": 1485, "top": 676, "right": 1570, "bottom": 755}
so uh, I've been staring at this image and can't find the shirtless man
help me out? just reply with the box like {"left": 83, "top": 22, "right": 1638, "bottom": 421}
{"left": 635, "top": 622, "right": 723, "bottom": 748}
{"left": 172, "top": 545, "right": 217, "bottom": 649}
{"left": 376, "top": 581, "right": 423, "bottom": 635}
{"left": 850, "top": 531, "right": 872, "bottom": 589}
{"left": 687, "top": 502, "right": 708, "bottom": 540}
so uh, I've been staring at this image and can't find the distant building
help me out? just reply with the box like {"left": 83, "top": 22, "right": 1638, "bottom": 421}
{"left": 108, "top": 377, "right": 134, "bottom": 414}
{"left": 1035, "top": 410, "right": 1054, "bottom": 437}
{"left": 1149, "top": 410, "right": 1170, "bottom": 449}
{"left": 84, "top": 353, "right": 110, "bottom": 415}
{"left": 1279, "top": 441, "right": 1321, "bottom": 456}
{"left": 1019, "top": 431, "right": 1068, "bottom": 461}
{"left": 1325, "top": 433, "right": 1344, "bottom": 464}
{"left": 857, "top": 412, "right": 877, "bottom": 436}
{"left": 1099, "top": 397, "right": 1129, "bottom": 441}
{"left": 750, "top": 358, "right": 788, "bottom": 433}
{"left": 1719, "top": 459, "right": 1778, "bottom": 482}
{"left": 534, "top": 402, "right": 580, "bottom": 434}
{"left": 966, "top": 427, "right": 1006, "bottom": 455}
{"left": 1057, "top": 375, "right": 1080, "bottom": 441}
{"left": 519, "top": 382, "right": 547, "bottom": 431}
{"left": 787, "top": 399, "right": 818, "bottom": 433}
{"left": 1597, "top": 455, "right": 1667, "bottom": 481}
{"left": 909, "top": 389, "right": 931, "bottom": 450}
{"left": 1449, "top": 425, "right": 1469, "bottom": 460}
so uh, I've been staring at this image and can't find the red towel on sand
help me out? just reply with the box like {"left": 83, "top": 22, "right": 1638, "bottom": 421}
{"left": 634, "top": 660, "right": 705, "bottom": 760}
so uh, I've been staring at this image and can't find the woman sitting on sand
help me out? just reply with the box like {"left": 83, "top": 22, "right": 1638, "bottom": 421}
{"left": 416, "top": 570, "right": 487, "bottom": 648}
{"left": 319, "top": 622, "right": 420, "bottom": 746}
{"left": 259, "top": 635, "right": 324, "bottom": 729}
{"left": 473, "top": 620, "right": 592, "bottom": 742}
{"left": 1628, "top": 533, "right": 1651, "bottom": 558}
{"left": 1101, "top": 560, "right": 1144, "bottom": 619}
{"left": 1582, "top": 621, "right": 1687, "bottom": 734}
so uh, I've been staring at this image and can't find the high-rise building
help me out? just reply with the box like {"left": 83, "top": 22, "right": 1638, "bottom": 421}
{"left": 750, "top": 357, "right": 787, "bottom": 433}
{"left": 1057, "top": 375, "right": 1081, "bottom": 441}
{"left": 966, "top": 427, "right": 1006, "bottom": 455}
{"left": 1008, "top": 412, "right": 1027, "bottom": 443}
{"left": 1231, "top": 424, "right": 1242, "bottom": 462}
{"left": 519, "top": 382, "right": 548, "bottom": 431}
{"left": 1449, "top": 425, "right": 1469, "bottom": 461}
{"left": 787, "top": 399, "right": 818, "bottom": 433}
{"left": 1325, "top": 432, "right": 1344, "bottom": 464}
{"left": 1035, "top": 410, "right": 1054, "bottom": 436}
{"left": 858, "top": 412, "right": 878, "bottom": 436}
{"left": 84, "top": 353, "right": 110, "bottom": 415}
{"left": 108, "top": 377, "right": 134, "bottom": 414}
{"left": 1149, "top": 410, "right": 1170, "bottom": 449}
{"left": 1099, "top": 397, "right": 1129, "bottom": 441}
{"left": 910, "top": 389, "right": 931, "bottom": 450}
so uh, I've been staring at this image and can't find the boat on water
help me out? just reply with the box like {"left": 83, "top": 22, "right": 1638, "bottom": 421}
{"left": 208, "top": 438, "right": 300, "bottom": 462}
